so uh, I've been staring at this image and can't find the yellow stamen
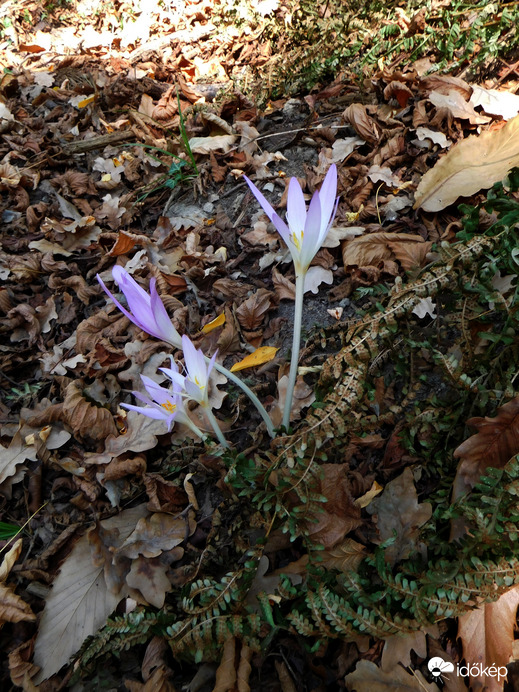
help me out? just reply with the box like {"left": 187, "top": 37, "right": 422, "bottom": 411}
{"left": 291, "top": 231, "right": 303, "bottom": 251}
{"left": 194, "top": 377, "right": 205, "bottom": 390}
{"left": 161, "top": 401, "right": 176, "bottom": 413}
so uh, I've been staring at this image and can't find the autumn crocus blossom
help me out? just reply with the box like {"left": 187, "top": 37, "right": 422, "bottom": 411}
{"left": 244, "top": 165, "right": 339, "bottom": 431}
{"left": 121, "top": 373, "right": 204, "bottom": 439}
{"left": 243, "top": 164, "right": 338, "bottom": 277}
{"left": 162, "top": 335, "right": 228, "bottom": 447}
{"left": 97, "top": 266, "right": 182, "bottom": 347}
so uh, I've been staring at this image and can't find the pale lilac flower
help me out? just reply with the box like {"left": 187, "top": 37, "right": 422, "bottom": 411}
{"left": 177, "top": 334, "right": 217, "bottom": 407}
{"left": 97, "top": 266, "right": 181, "bottom": 347}
{"left": 121, "top": 375, "right": 184, "bottom": 432}
{"left": 243, "top": 164, "right": 338, "bottom": 277}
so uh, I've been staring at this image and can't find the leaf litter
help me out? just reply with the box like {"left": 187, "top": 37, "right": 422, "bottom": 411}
{"left": 1, "top": 0, "right": 519, "bottom": 689}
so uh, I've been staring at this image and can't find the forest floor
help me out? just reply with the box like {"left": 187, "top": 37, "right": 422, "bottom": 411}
{"left": 2, "top": 0, "right": 519, "bottom": 690}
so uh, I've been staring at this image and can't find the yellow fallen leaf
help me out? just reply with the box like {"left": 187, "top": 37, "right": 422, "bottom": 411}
{"left": 201, "top": 313, "right": 226, "bottom": 333}
{"left": 354, "top": 480, "right": 383, "bottom": 508}
{"left": 230, "top": 346, "right": 279, "bottom": 372}
{"left": 78, "top": 95, "right": 96, "bottom": 109}
{"left": 414, "top": 114, "right": 519, "bottom": 212}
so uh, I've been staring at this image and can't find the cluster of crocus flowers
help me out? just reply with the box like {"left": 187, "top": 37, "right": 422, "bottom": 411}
{"left": 98, "top": 267, "right": 274, "bottom": 443}
{"left": 243, "top": 164, "right": 338, "bottom": 430}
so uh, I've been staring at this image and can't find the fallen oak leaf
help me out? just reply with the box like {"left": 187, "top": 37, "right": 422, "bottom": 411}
{"left": 452, "top": 396, "right": 519, "bottom": 500}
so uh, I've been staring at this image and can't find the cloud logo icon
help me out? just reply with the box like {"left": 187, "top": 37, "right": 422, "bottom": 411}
{"left": 428, "top": 657, "right": 455, "bottom": 677}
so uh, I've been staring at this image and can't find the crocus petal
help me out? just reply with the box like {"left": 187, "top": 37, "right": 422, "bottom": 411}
{"left": 140, "top": 375, "right": 173, "bottom": 406}
{"left": 243, "top": 175, "right": 277, "bottom": 222}
{"left": 271, "top": 212, "right": 292, "bottom": 248}
{"left": 97, "top": 273, "right": 150, "bottom": 333}
{"left": 121, "top": 402, "right": 170, "bottom": 420}
{"left": 318, "top": 164, "right": 337, "bottom": 229}
{"left": 185, "top": 379, "right": 204, "bottom": 403}
{"left": 159, "top": 367, "right": 186, "bottom": 390}
{"left": 300, "top": 192, "right": 322, "bottom": 272}
{"left": 286, "top": 177, "right": 307, "bottom": 235}
{"left": 149, "top": 278, "right": 182, "bottom": 347}
{"left": 112, "top": 265, "right": 151, "bottom": 309}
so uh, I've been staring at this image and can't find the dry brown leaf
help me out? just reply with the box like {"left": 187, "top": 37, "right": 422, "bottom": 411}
{"left": 306, "top": 465, "right": 362, "bottom": 549}
{"left": 0, "top": 429, "right": 38, "bottom": 486}
{"left": 116, "top": 512, "right": 195, "bottom": 559}
{"left": 236, "top": 288, "right": 273, "bottom": 330}
{"left": 452, "top": 397, "right": 519, "bottom": 500}
{"left": 152, "top": 85, "right": 177, "bottom": 121}
{"left": 381, "top": 627, "right": 438, "bottom": 672}
{"left": 275, "top": 661, "right": 297, "bottom": 692}
{"left": 126, "top": 556, "right": 172, "bottom": 608}
{"left": 457, "top": 585, "right": 519, "bottom": 692}
{"left": 143, "top": 473, "right": 188, "bottom": 513}
{"left": 470, "top": 85, "right": 519, "bottom": 120}
{"left": 345, "top": 660, "right": 440, "bottom": 692}
{"left": 367, "top": 467, "right": 432, "bottom": 565}
{"left": 8, "top": 641, "right": 40, "bottom": 690}
{"left": 213, "top": 637, "right": 237, "bottom": 692}
{"left": 320, "top": 538, "right": 366, "bottom": 574}
{"left": 384, "top": 81, "right": 413, "bottom": 108}
{"left": 33, "top": 505, "right": 148, "bottom": 682}
{"left": 428, "top": 90, "right": 491, "bottom": 124}
{"left": 342, "top": 103, "right": 381, "bottom": 144}
{"left": 0, "top": 540, "right": 35, "bottom": 628}
{"left": 427, "top": 638, "right": 467, "bottom": 692}
{"left": 269, "top": 374, "right": 315, "bottom": 427}
{"left": 342, "top": 232, "right": 428, "bottom": 270}
{"left": 28, "top": 380, "right": 118, "bottom": 441}
{"left": 188, "top": 134, "right": 237, "bottom": 154}
{"left": 414, "top": 114, "right": 519, "bottom": 211}
{"left": 271, "top": 266, "right": 295, "bottom": 300}
{"left": 237, "top": 644, "right": 253, "bottom": 692}
{"left": 419, "top": 74, "right": 472, "bottom": 99}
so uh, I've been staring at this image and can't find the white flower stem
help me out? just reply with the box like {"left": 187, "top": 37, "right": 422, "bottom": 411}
{"left": 211, "top": 361, "right": 275, "bottom": 438}
{"left": 282, "top": 273, "right": 305, "bottom": 431}
{"left": 204, "top": 406, "right": 229, "bottom": 448}
{"left": 182, "top": 417, "right": 207, "bottom": 441}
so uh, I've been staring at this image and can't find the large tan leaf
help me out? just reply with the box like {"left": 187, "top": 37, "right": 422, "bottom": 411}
{"left": 342, "top": 232, "right": 429, "bottom": 271}
{"left": 457, "top": 585, "right": 519, "bottom": 692}
{"left": 452, "top": 397, "right": 519, "bottom": 501}
{"left": 0, "top": 430, "right": 37, "bottom": 486}
{"left": 344, "top": 659, "right": 440, "bottom": 691}
{"left": 367, "top": 468, "right": 432, "bottom": 565}
{"left": 414, "top": 115, "right": 519, "bottom": 211}
{"left": 33, "top": 504, "right": 148, "bottom": 682}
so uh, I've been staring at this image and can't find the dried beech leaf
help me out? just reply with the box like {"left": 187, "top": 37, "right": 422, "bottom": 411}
{"left": 470, "top": 85, "right": 519, "bottom": 120}
{"left": 342, "top": 232, "right": 428, "bottom": 269}
{"left": 368, "top": 467, "right": 432, "bottom": 565}
{"left": 109, "top": 231, "right": 137, "bottom": 256}
{"left": 414, "top": 114, "right": 519, "bottom": 211}
{"left": 345, "top": 660, "right": 439, "bottom": 692}
{"left": 237, "top": 644, "right": 253, "bottom": 692}
{"left": 452, "top": 397, "right": 519, "bottom": 500}
{"left": 28, "top": 381, "right": 118, "bottom": 441}
{"left": 213, "top": 637, "right": 237, "bottom": 692}
{"left": 306, "top": 465, "right": 362, "bottom": 549}
{"left": 236, "top": 289, "right": 273, "bottom": 330}
{"left": 230, "top": 346, "right": 279, "bottom": 372}
{"left": 381, "top": 627, "right": 438, "bottom": 673}
{"left": 188, "top": 134, "right": 237, "bottom": 154}
{"left": 428, "top": 89, "right": 491, "bottom": 124}
{"left": 458, "top": 585, "right": 519, "bottom": 692}
{"left": 342, "top": 103, "right": 380, "bottom": 144}
{"left": 33, "top": 505, "right": 148, "bottom": 683}
{"left": 320, "top": 538, "right": 366, "bottom": 574}
{"left": 116, "top": 512, "right": 194, "bottom": 559}
{"left": 271, "top": 267, "right": 295, "bottom": 300}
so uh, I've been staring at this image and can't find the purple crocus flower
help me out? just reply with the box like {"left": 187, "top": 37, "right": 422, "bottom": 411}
{"left": 243, "top": 164, "right": 338, "bottom": 277}
{"left": 97, "top": 266, "right": 181, "bottom": 347}
{"left": 162, "top": 334, "right": 217, "bottom": 408}
{"left": 121, "top": 374, "right": 184, "bottom": 432}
